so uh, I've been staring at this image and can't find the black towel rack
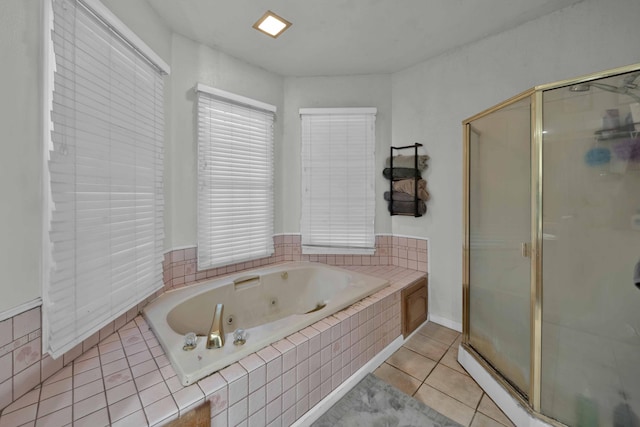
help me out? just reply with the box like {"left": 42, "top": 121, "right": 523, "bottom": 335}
{"left": 389, "top": 143, "right": 423, "bottom": 217}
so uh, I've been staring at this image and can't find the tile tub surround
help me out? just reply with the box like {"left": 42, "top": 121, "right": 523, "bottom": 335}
{"left": 163, "top": 235, "right": 427, "bottom": 291}
{"left": 0, "top": 266, "right": 425, "bottom": 426}
{"left": 0, "top": 233, "right": 427, "bottom": 415}
{"left": 0, "top": 295, "right": 160, "bottom": 415}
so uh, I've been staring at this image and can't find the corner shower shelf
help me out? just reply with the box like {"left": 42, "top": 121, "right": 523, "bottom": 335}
{"left": 594, "top": 126, "right": 640, "bottom": 141}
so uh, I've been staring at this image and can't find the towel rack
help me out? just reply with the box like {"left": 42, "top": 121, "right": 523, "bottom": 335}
{"left": 388, "top": 143, "right": 423, "bottom": 217}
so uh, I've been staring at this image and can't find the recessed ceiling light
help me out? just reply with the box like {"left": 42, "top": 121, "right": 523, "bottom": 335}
{"left": 252, "top": 10, "right": 292, "bottom": 38}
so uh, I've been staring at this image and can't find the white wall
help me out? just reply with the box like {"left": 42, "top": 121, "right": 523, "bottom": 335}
{"left": 0, "top": 0, "right": 42, "bottom": 313}
{"left": 391, "top": 0, "right": 640, "bottom": 326}
{"left": 4, "top": 0, "right": 639, "bottom": 323}
{"left": 101, "top": 0, "right": 172, "bottom": 62}
{"left": 168, "top": 33, "right": 284, "bottom": 248}
{"left": 280, "top": 75, "right": 393, "bottom": 235}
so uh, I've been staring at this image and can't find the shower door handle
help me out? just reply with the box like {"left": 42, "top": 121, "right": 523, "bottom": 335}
{"left": 521, "top": 242, "right": 530, "bottom": 258}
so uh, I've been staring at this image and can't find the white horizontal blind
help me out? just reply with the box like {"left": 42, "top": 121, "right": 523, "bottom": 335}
{"left": 300, "top": 108, "right": 376, "bottom": 253}
{"left": 46, "top": 0, "right": 165, "bottom": 357}
{"left": 196, "top": 89, "right": 275, "bottom": 270}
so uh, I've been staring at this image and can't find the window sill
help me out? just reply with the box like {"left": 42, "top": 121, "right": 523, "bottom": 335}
{"left": 302, "top": 246, "right": 376, "bottom": 256}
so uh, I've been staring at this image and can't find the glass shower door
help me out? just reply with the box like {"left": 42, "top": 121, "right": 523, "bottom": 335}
{"left": 467, "top": 97, "right": 532, "bottom": 395}
{"left": 541, "top": 72, "right": 640, "bottom": 426}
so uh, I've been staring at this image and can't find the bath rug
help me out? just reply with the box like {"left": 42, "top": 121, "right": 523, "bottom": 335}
{"left": 311, "top": 373, "right": 462, "bottom": 427}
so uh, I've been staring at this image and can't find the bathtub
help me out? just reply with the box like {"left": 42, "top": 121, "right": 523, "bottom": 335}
{"left": 143, "top": 262, "right": 389, "bottom": 385}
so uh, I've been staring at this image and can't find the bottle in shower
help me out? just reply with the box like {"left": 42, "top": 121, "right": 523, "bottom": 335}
{"left": 613, "top": 391, "right": 639, "bottom": 427}
{"left": 576, "top": 390, "right": 598, "bottom": 427}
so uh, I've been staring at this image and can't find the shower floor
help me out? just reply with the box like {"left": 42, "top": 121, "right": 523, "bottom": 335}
{"left": 373, "top": 322, "right": 514, "bottom": 427}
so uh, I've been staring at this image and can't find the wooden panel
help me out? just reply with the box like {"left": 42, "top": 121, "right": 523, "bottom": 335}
{"left": 402, "top": 277, "right": 428, "bottom": 337}
{"left": 166, "top": 401, "right": 210, "bottom": 427}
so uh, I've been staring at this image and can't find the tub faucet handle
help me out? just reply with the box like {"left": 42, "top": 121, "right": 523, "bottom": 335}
{"left": 183, "top": 332, "right": 198, "bottom": 351}
{"left": 207, "top": 304, "right": 225, "bottom": 349}
{"left": 233, "top": 328, "right": 246, "bottom": 345}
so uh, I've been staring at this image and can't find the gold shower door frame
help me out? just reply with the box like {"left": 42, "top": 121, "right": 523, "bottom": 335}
{"left": 462, "top": 87, "right": 540, "bottom": 410}
{"left": 461, "top": 63, "right": 640, "bottom": 422}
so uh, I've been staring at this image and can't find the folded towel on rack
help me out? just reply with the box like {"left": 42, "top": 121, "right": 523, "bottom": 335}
{"left": 384, "top": 191, "right": 415, "bottom": 202}
{"left": 382, "top": 168, "right": 421, "bottom": 180}
{"left": 392, "top": 179, "right": 430, "bottom": 201}
{"left": 388, "top": 200, "right": 427, "bottom": 215}
{"left": 385, "top": 154, "right": 430, "bottom": 170}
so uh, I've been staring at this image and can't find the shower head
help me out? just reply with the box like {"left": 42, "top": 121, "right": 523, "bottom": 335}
{"left": 569, "top": 83, "right": 591, "bottom": 92}
{"left": 568, "top": 78, "right": 640, "bottom": 104}
{"left": 622, "top": 71, "right": 640, "bottom": 89}
{"left": 569, "top": 82, "right": 621, "bottom": 93}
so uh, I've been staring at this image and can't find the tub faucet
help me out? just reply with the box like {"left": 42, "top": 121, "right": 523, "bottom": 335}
{"left": 207, "top": 304, "right": 225, "bottom": 349}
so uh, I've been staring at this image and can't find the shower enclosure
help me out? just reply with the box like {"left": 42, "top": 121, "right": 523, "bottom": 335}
{"left": 463, "top": 64, "right": 640, "bottom": 426}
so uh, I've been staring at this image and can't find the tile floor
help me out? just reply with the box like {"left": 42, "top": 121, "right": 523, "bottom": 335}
{"left": 373, "top": 322, "right": 515, "bottom": 427}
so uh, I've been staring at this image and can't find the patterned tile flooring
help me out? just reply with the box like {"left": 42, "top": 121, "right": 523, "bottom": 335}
{"left": 374, "top": 322, "right": 515, "bottom": 427}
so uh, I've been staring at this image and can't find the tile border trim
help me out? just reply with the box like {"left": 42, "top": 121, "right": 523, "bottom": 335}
{"left": 0, "top": 299, "right": 42, "bottom": 323}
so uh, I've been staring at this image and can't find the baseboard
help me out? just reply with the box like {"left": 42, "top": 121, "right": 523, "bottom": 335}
{"left": 428, "top": 314, "right": 462, "bottom": 332}
{"left": 292, "top": 334, "right": 404, "bottom": 427}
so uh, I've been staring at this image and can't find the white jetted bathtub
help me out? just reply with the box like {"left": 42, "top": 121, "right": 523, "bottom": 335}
{"left": 143, "top": 262, "right": 389, "bottom": 385}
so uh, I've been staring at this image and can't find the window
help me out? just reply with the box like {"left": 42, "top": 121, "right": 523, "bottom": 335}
{"left": 44, "top": 0, "right": 169, "bottom": 357}
{"left": 196, "top": 85, "right": 275, "bottom": 270}
{"left": 300, "top": 108, "right": 377, "bottom": 254}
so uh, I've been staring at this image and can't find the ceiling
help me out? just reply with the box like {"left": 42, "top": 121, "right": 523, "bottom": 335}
{"left": 146, "top": 0, "right": 583, "bottom": 77}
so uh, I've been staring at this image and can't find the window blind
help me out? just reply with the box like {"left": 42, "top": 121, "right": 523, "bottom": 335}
{"left": 196, "top": 86, "right": 275, "bottom": 270}
{"left": 300, "top": 108, "right": 377, "bottom": 254}
{"left": 45, "top": 0, "right": 166, "bottom": 358}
